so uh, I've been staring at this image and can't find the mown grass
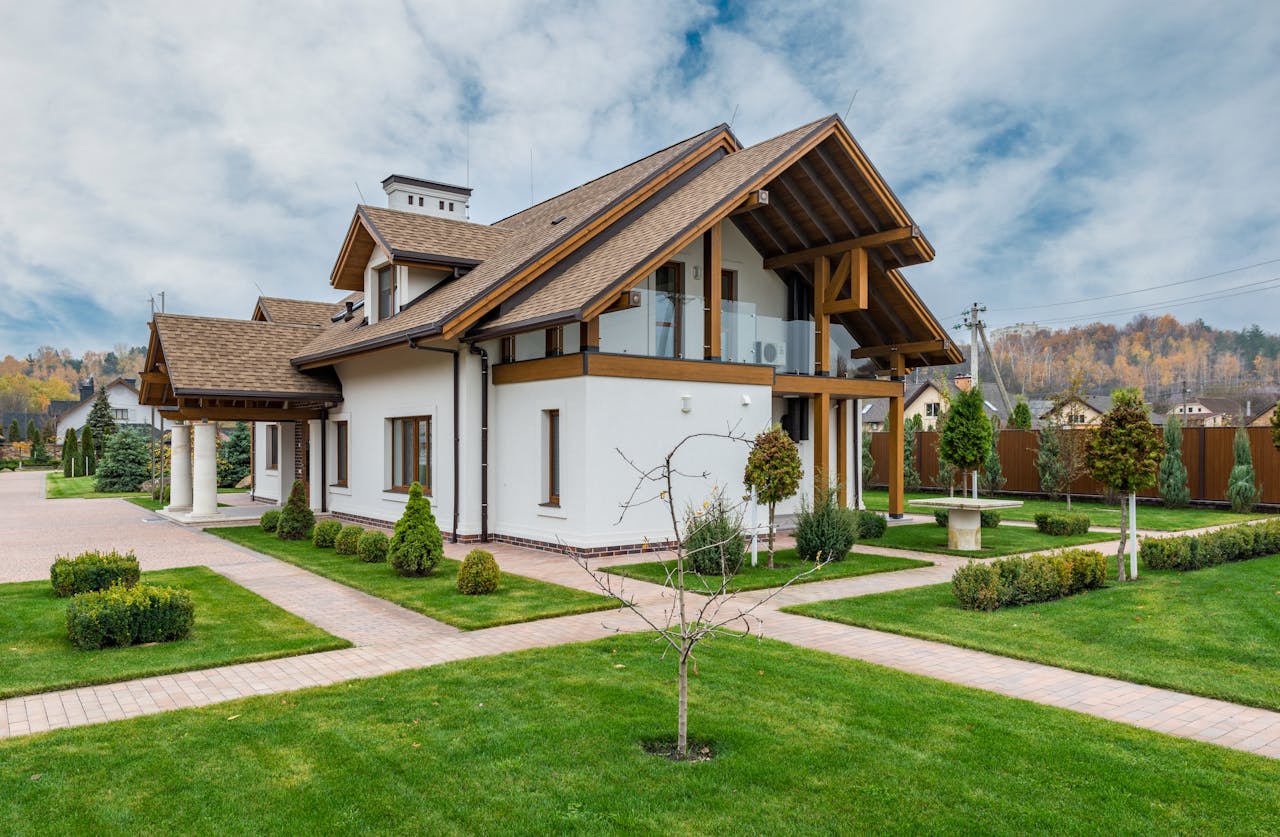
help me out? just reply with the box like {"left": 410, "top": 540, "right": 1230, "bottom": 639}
{"left": 867, "top": 522, "right": 1114, "bottom": 558}
{"left": 210, "top": 526, "right": 615, "bottom": 630}
{"left": 602, "top": 547, "right": 930, "bottom": 592}
{"left": 44, "top": 473, "right": 143, "bottom": 500}
{"left": 863, "top": 488, "right": 1267, "bottom": 531}
{"left": 788, "top": 554, "right": 1280, "bottom": 711}
{"left": 0, "top": 567, "right": 348, "bottom": 699}
{"left": 0, "top": 634, "right": 1276, "bottom": 834}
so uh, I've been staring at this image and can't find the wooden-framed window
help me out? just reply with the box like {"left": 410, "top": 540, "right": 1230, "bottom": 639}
{"left": 112, "top": 408, "right": 129, "bottom": 421}
{"left": 377, "top": 266, "right": 396, "bottom": 320}
{"left": 545, "top": 326, "right": 564, "bottom": 357}
{"left": 654, "top": 262, "right": 684, "bottom": 358}
{"left": 721, "top": 268, "right": 737, "bottom": 302}
{"left": 266, "top": 424, "right": 279, "bottom": 470}
{"left": 925, "top": 402, "right": 941, "bottom": 418}
{"left": 500, "top": 336, "right": 517, "bottom": 364}
{"left": 389, "top": 416, "right": 430, "bottom": 493}
{"left": 334, "top": 421, "right": 349, "bottom": 486}
{"left": 545, "top": 409, "right": 560, "bottom": 506}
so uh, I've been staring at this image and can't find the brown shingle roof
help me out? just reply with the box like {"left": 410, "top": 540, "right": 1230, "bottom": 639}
{"left": 359, "top": 206, "right": 512, "bottom": 263}
{"left": 293, "top": 124, "right": 731, "bottom": 365}
{"left": 256, "top": 296, "right": 350, "bottom": 327}
{"left": 154, "top": 314, "right": 341, "bottom": 399}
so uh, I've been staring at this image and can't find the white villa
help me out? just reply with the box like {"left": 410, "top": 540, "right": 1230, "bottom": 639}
{"left": 140, "top": 116, "right": 961, "bottom": 554}
{"left": 55, "top": 377, "right": 164, "bottom": 439}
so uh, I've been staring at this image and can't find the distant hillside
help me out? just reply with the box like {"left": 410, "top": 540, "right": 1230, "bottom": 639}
{"left": 0, "top": 344, "right": 145, "bottom": 415}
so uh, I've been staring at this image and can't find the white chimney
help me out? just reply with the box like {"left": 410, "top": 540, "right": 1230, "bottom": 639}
{"left": 381, "top": 175, "right": 471, "bottom": 221}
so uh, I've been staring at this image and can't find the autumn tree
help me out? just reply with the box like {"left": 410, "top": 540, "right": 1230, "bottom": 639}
{"left": 1087, "top": 388, "right": 1163, "bottom": 581}
{"left": 742, "top": 424, "right": 802, "bottom": 568}
{"left": 939, "top": 387, "right": 991, "bottom": 499}
{"left": 1157, "top": 416, "right": 1190, "bottom": 508}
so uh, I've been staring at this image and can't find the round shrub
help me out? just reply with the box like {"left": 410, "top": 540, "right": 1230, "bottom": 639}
{"left": 65, "top": 583, "right": 194, "bottom": 650}
{"left": 856, "top": 510, "right": 886, "bottom": 540}
{"left": 457, "top": 549, "right": 501, "bottom": 595}
{"left": 388, "top": 482, "right": 443, "bottom": 576}
{"left": 951, "top": 561, "right": 1002, "bottom": 611}
{"left": 276, "top": 480, "right": 315, "bottom": 541}
{"left": 313, "top": 519, "right": 343, "bottom": 549}
{"left": 260, "top": 510, "right": 281, "bottom": 533}
{"left": 358, "top": 530, "right": 390, "bottom": 563}
{"left": 50, "top": 550, "right": 140, "bottom": 598}
{"left": 683, "top": 497, "right": 746, "bottom": 576}
{"left": 335, "top": 524, "right": 364, "bottom": 556}
{"left": 794, "top": 486, "right": 857, "bottom": 563}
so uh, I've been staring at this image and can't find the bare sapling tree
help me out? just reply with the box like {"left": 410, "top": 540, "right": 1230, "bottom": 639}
{"left": 570, "top": 430, "right": 832, "bottom": 761}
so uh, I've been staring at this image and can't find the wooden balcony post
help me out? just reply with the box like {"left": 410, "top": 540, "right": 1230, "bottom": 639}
{"left": 813, "top": 391, "right": 831, "bottom": 495}
{"left": 703, "top": 223, "right": 722, "bottom": 360}
{"left": 580, "top": 318, "right": 600, "bottom": 353}
{"left": 887, "top": 391, "right": 905, "bottom": 518}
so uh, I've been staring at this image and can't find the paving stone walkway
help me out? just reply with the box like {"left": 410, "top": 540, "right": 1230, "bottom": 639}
{"left": 3, "top": 468, "right": 1278, "bottom": 762}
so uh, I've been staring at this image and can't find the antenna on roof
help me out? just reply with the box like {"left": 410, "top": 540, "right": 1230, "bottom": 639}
{"left": 529, "top": 147, "right": 535, "bottom": 206}
{"left": 465, "top": 123, "right": 470, "bottom": 187}
{"left": 253, "top": 281, "right": 266, "bottom": 298}
{"left": 354, "top": 180, "right": 368, "bottom": 204}
{"left": 728, "top": 104, "right": 739, "bottom": 129}
{"left": 843, "top": 90, "right": 859, "bottom": 121}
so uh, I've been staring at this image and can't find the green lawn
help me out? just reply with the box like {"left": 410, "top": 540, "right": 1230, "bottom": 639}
{"left": 863, "top": 489, "right": 1267, "bottom": 531}
{"left": 788, "top": 554, "right": 1280, "bottom": 711}
{"left": 210, "top": 526, "right": 615, "bottom": 630}
{"left": 867, "top": 522, "right": 1114, "bottom": 558}
{"left": 602, "top": 547, "right": 930, "bottom": 592}
{"left": 45, "top": 473, "right": 144, "bottom": 500}
{"left": 0, "top": 635, "right": 1276, "bottom": 833}
{"left": 0, "top": 567, "right": 348, "bottom": 699}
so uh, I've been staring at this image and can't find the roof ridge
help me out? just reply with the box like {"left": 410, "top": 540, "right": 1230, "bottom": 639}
{"left": 358, "top": 205, "right": 513, "bottom": 234}
{"left": 155, "top": 313, "right": 324, "bottom": 330}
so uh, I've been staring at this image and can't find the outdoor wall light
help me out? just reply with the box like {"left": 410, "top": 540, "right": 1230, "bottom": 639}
{"left": 741, "top": 393, "right": 751, "bottom": 406}
{"left": 681, "top": 395, "right": 693, "bottom": 413}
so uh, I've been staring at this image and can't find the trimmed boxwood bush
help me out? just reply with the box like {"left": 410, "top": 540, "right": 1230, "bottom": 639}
{"left": 276, "top": 479, "right": 315, "bottom": 541}
{"left": 952, "top": 548, "right": 1107, "bottom": 611}
{"left": 65, "top": 583, "right": 195, "bottom": 650}
{"left": 456, "top": 549, "right": 501, "bottom": 595}
{"left": 335, "top": 524, "right": 364, "bottom": 556}
{"left": 313, "top": 519, "right": 343, "bottom": 549}
{"left": 358, "top": 530, "right": 389, "bottom": 563}
{"left": 794, "top": 486, "right": 858, "bottom": 563}
{"left": 260, "top": 510, "right": 281, "bottom": 533}
{"left": 388, "top": 482, "right": 443, "bottom": 576}
{"left": 50, "top": 550, "right": 140, "bottom": 598}
{"left": 683, "top": 497, "right": 746, "bottom": 576}
{"left": 1140, "top": 520, "right": 1280, "bottom": 571}
{"left": 1034, "top": 512, "right": 1091, "bottom": 536}
{"left": 856, "top": 510, "right": 887, "bottom": 540}
{"left": 934, "top": 509, "right": 1002, "bottom": 528}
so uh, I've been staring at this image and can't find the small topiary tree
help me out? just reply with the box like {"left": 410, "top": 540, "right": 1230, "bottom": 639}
{"left": 94, "top": 428, "right": 151, "bottom": 492}
{"left": 1010, "top": 399, "right": 1032, "bottom": 430}
{"left": 62, "top": 428, "right": 78, "bottom": 477}
{"left": 7, "top": 419, "right": 20, "bottom": 445}
{"left": 81, "top": 424, "right": 96, "bottom": 476}
{"left": 456, "top": 549, "right": 501, "bottom": 595}
{"left": 358, "top": 530, "right": 389, "bottom": 563}
{"left": 1226, "top": 426, "right": 1261, "bottom": 514}
{"left": 312, "top": 519, "right": 343, "bottom": 548}
{"left": 742, "top": 424, "right": 802, "bottom": 569}
{"left": 980, "top": 428, "right": 1005, "bottom": 495}
{"left": 1158, "top": 415, "right": 1190, "bottom": 508}
{"left": 335, "top": 524, "right": 364, "bottom": 555}
{"left": 388, "top": 482, "right": 443, "bottom": 576}
{"left": 939, "top": 386, "right": 992, "bottom": 499}
{"left": 260, "top": 509, "right": 281, "bottom": 533}
{"left": 1086, "top": 388, "right": 1163, "bottom": 581}
{"left": 276, "top": 479, "right": 315, "bottom": 540}
{"left": 85, "top": 387, "right": 117, "bottom": 455}
{"left": 793, "top": 484, "right": 858, "bottom": 563}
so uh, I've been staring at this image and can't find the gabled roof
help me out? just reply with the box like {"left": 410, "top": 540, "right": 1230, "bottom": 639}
{"left": 253, "top": 295, "right": 360, "bottom": 327}
{"left": 1184, "top": 396, "right": 1243, "bottom": 416}
{"left": 329, "top": 209, "right": 511, "bottom": 291}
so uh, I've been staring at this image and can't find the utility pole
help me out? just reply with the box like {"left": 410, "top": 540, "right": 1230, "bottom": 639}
{"left": 955, "top": 302, "right": 989, "bottom": 499}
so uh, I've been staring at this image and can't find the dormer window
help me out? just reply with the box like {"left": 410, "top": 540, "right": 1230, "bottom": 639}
{"left": 378, "top": 266, "right": 396, "bottom": 320}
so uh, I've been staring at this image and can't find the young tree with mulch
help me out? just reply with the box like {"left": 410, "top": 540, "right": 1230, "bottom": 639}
{"left": 1157, "top": 415, "right": 1190, "bottom": 508}
{"left": 742, "top": 424, "right": 802, "bottom": 569}
{"left": 85, "top": 387, "right": 117, "bottom": 456}
{"left": 1086, "top": 388, "right": 1163, "bottom": 581}
{"left": 1226, "top": 427, "right": 1260, "bottom": 513}
{"left": 62, "top": 428, "right": 79, "bottom": 477}
{"left": 939, "top": 386, "right": 991, "bottom": 499}
{"left": 388, "top": 482, "right": 443, "bottom": 576}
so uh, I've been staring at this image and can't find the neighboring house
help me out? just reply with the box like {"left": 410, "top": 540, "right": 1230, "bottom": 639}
{"left": 140, "top": 115, "right": 962, "bottom": 549}
{"left": 1248, "top": 400, "right": 1277, "bottom": 429}
{"left": 1168, "top": 396, "right": 1243, "bottom": 427}
{"left": 1038, "top": 395, "right": 1111, "bottom": 429}
{"left": 861, "top": 376, "right": 1002, "bottom": 431}
{"left": 54, "top": 377, "right": 163, "bottom": 439}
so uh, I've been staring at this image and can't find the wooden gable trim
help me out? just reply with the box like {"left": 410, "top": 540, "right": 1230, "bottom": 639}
{"left": 330, "top": 211, "right": 388, "bottom": 292}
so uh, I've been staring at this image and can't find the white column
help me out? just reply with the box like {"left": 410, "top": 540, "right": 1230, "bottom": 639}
{"left": 853, "top": 399, "right": 865, "bottom": 510}
{"left": 191, "top": 421, "right": 218, "bottom": 518}
{"left": 308, "top": 419, "right": 323, "bottom": 511}
{"left": 278, "top": 422, "right": 295, "bottom": 504}
{"left": 167, "top": 421, "right": 192, "bottom": 511}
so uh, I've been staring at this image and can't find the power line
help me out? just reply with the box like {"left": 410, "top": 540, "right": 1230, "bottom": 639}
{"left": 987, "top": 257, "right": 1280, "bottom": 314}
{"left": 996, "top": 275, "right": 1280, "bottom": 328}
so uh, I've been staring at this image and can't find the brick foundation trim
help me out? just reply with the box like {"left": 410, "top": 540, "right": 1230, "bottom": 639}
{"left": 329, "top": 510, "right": 484, "bottom": 543}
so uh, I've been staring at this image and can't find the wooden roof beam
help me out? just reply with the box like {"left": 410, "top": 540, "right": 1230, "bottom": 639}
{"left": 777, "top": 171, "right": 837, "bottom": 243}
{"left": 850, "top": 339, "right": 951, "bottom": 359}
{"left": 763, "top": 226, "right": 919, "bottom": 270}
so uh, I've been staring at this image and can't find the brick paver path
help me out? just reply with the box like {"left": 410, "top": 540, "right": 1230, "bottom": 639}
{"left": 3, "top": 468, "right": 1279, "bottom": 761}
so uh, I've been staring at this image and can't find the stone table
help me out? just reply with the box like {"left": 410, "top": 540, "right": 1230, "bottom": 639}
{"left": 906, "top": 497, "right": 1025, "bottom": 551}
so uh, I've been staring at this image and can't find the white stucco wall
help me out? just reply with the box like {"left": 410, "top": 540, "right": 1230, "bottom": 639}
{"left": 251, "top": 421, "right": 294, "bottom": 504}
{"left": 56, "top": 383, "right": 160, "bottom": 437}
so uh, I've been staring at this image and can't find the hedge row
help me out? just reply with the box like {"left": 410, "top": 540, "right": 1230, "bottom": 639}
{"left": 65, "top": 583, "right": 195, "bottom": 650}
{"left": 50, "top": 551, "right": 140, "bottom": 597}
{"left": 952, "top": 549, "right": 1107, "bottom": 611}
{"left": 934, "top": 509, "right": 1002, "bottom": 528}
{"left": 1034, "top": 512, "right": 1091, "bottom": 536}
{"left": 1140, "top": 520, "right": 1280, "bottom": 571}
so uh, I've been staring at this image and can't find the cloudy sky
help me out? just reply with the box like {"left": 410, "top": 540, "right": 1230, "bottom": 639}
{"left": 1, "top": 0, "right": 1277, "bottom": 357}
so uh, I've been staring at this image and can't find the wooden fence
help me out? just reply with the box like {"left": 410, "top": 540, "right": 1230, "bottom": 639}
{"left": 867, "top": 427, "right": 1280, "bottom": 505}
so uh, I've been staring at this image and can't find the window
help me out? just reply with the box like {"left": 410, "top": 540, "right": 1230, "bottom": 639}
{"left": 448, "top": 201, "right": 454, "bottom": 211}
{"left": 377, "top": 266, "right": 396, "bottom": 320}
{"left": 500, "top": 336, "right": 516, "bottom": 364}
{"left": 439, "top": 200, "right": 445, "bottom": 210}
{"left": 1068, "top": 413, "right": 1086, "bottom": 425}
{"left": 112, "top": 408, "right": 129, "bottom": 421}
{"left": 925, "top": 403, "right": 941, "bottom": 418}
{"left": 390, "top": 416, "right": 430, "bottom": 493}
{"left": 266, "top": 425, "right": 279, "bottom": 470}
{"left": 545, "top": 326, "right": 564, "bottom": 357}
{"left": 334, "top": 421, "right": 348, "bottom": 486}
{"left": 418, "top": 196, "right": 424, "bottom": 206}
{"left": 407, "top": 195, "right": 413, "bottom": 205}
{"left": 545, "top": 409, "right": 560, "bottom": 506}
{"left": 653, "top": 262, "right": 684, "bottom": 358}
{"left": 721, "top": 269, "right": 737, "bottom": 302}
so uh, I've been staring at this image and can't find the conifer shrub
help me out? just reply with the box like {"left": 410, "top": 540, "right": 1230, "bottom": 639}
{"left": 682, "top": 496, "right": 746, "bottom": 576}
{"left": 1226, "top": 427, "right": 1261, "bottom": 513}
{"left": 388, "top": 482, "right": 443, "bottom": 576}
{"left": 94, "top": 428, "right": 150, "bottom": 491}
{"left": 65, "top": 583, "right": 194, "bottom": 650}
{"left": 335, "top": 524, "right": 364, "bottom": 555}
{"left": 1157, "top": 416, "right": 1191, "bottom": 508}
{"left": 312, "top": 519, "right": 343, "bottom": 549}
{"left": 81, "top": 425, "right": 96, "bottom": 476}
{"left": 50, "top": 550, "right": 141, "bottom": 597}
{"left": 260, "top": 509, "right": 281, "bottom": 533}
{"left": 1034, "top": 512, "right": 1091, "bottom": 536}
{"left": 794, "top": 485, "right": 858, "bottom": 563}
{"left": 276, "top": 479, "right": 315, "bottom": 540}
{"left": 951, "top": 548, "right": 1106, "bottom": 610}
{"left": 358, "top": 530, "right": 390, "bottom": 563}
{"left": 855, "top": 510, "right": 887, "bottom": 540}
{"left": 456, "top": 549, "right": 501, "bottom": 595}
{"left": 62, "top": 428, "right": 78, "bottom": 477}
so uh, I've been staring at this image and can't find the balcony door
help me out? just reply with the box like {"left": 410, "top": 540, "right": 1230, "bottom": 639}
{"left": 653, "top": 262, "right": 683, "bottom": 359}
